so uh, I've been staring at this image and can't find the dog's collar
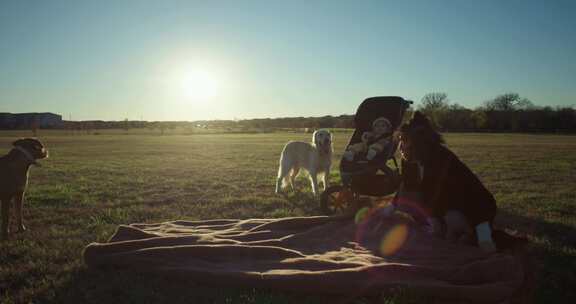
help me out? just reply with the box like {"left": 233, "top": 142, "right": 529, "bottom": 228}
{"left": 13, "top": 146, "right": 39, "bottom": 166}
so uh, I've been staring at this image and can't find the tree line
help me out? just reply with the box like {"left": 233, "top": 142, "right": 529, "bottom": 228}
{"left": 417, "top": 92, "right": 575, "bottom": 132}
{"left": 223, "top": 92, "right": 575, "bottom": 133}
{"left": 7, "top": 92, "right": 573, "bottom": 133}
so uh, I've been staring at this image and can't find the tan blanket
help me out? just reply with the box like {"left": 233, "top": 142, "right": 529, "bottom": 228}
{"left": 83, "top": 215, "right": 524, "bottom": 303}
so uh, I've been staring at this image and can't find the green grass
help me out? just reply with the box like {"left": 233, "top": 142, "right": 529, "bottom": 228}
{"left": 1, "top": 130, "right": 575, "bottom": 303}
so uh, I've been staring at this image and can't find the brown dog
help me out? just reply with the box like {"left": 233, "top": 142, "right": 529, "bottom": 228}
{"left": 0, "top": 138, "right": 48, "bottom": 240}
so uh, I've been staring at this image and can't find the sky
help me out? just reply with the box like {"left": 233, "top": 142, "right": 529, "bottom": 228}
{"left": 0, "top": 0, "right": 575, "bottom": 121}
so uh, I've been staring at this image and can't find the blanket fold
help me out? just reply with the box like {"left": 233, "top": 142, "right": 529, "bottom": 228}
{"left": 84, "top": 215, "right": 523, "bottom": 303}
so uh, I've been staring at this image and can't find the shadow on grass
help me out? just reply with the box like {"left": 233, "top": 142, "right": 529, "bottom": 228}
{"left": 494, "top": 209, "right": 576, "bottom": 303}
{"left": 282, "top": 190, "right": 325, "bottom": 215}
{"left": 42, "top": 267, "right": 343, "bottom": 304}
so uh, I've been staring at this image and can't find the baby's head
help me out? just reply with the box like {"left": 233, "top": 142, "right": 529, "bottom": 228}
{"left": 372, "top": 117, "right": 392, "bottom": 135}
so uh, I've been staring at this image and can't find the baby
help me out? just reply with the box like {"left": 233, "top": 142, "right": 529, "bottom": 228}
{"left": 344, "top": 117, "right": 393, "bottom": 161}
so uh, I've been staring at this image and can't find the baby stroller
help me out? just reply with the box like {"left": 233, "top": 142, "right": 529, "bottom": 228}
{"left": 320, "top": 96, "right": 412, "bottom": 214}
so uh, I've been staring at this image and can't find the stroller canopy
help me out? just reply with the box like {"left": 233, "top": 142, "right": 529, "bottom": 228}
{"left": 354, "top": 96, "right": 412, "bottom": 132}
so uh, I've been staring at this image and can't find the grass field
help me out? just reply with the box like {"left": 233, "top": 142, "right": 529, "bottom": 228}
{"left": 1, "top": 130, "right": 575, "bottom": 303}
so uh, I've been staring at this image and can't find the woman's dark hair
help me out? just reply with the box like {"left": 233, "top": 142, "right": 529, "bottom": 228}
{"left": 399, "top": 111, "right": 445, "bottom": 162}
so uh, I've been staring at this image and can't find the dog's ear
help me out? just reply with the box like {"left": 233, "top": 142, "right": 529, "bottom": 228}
{"left": 12, "top": 138, "right": 26, "bottom": 147}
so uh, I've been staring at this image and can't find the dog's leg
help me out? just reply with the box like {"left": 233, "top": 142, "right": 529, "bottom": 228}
{"left": 276, "top": 161, "right": 289, "bottom": 194}
{"left": 15, "top": 192, "right": 26, "bottom": 233}
{"left": 322, "top": 171, "right": 330, "bottom": 191}
{"left": 289, "top": 167, "right": 300, "bottom": 191}
{"left": 1, "top": 198, "right": 10, "bottom": 240}
{"left": 275, "top": 167, "right": 284, "bottom": 194}
{"left": 275, "top": 175, "right": 284, "bottom": 194}
{"left": 309, "top": 171, "right": 319, "bottom": 196}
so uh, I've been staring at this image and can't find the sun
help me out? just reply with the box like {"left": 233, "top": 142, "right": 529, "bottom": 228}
{"left": 156, "top": 60, "right": 224, "bottom": 107}
{"left": 178, "top": 69, "right": 219, "bottom": 101}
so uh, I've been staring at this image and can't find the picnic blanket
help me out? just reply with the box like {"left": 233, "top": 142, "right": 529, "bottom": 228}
{"left": 83, "top": 214, "right": 525, "bottom": 303}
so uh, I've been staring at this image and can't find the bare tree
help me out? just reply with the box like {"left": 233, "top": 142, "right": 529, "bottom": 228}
{"left": 419, "top": 92, "right": 450, "bottom": 128}
{"left": 484, "top": 93, "right": 533, "bottom": 111}
{"left": 419, "top": 92, "right": 450, "bottom": 112}
{"left": 515, "top": 97, "right": 534, "bottom": 110}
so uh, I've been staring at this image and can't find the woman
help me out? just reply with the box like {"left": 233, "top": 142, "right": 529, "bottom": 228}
{"left": 384, "top": 111, "right": 497, "bottom": 252}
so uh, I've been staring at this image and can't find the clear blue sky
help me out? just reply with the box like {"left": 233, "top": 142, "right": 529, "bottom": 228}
{"left": 1, "top": 0, "right": 574, "bottom": 121}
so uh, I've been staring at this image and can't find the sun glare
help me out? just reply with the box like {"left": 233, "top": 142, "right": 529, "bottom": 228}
{"left": 178, "top": 69, "right": 219, "bottom": 101}
{"left": 156, "top": 60, "right": 228, "bottom": 118}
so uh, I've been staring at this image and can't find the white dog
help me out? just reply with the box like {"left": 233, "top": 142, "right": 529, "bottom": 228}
{"left": 275, "top": 129, "right": 333, "bottom": 196}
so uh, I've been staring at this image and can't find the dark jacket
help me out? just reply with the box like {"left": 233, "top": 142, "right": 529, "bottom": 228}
{"left": 401, "top": 144, "right": 497, "bottom": 227}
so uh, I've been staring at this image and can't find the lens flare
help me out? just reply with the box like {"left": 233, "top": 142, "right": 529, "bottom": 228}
{"left": 395, "top": 210, "right": 416, "bottom": 222}
{"left": 379, "top": 224, "right": 409, "bottom": 256}
{"left": 355, "top": 207, "right": 371, "bottom": 224}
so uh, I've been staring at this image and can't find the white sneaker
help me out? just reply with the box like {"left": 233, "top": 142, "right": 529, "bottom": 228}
{"left": 476, "top": 222, "right": 496, "bottom": 253}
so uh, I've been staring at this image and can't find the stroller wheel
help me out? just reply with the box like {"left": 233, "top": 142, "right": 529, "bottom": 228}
{"left": 320, "top": 185, "right": 356, "bottom": 215}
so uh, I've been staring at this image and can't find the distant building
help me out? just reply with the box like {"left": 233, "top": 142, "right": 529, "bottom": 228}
{"left": 0, "top": 112, "right": 63, "bottom": 129}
